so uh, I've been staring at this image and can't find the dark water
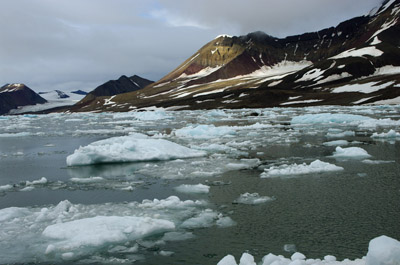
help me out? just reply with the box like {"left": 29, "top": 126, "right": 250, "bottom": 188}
{"left": 0, "top": 107, "right": 399, "bottom": 264}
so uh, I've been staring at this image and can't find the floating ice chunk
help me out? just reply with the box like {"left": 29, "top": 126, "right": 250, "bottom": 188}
{"left": 323, "top": 140, "right": 349, "bottom": 146}
{"left": 131, "top": 110, "right": 169, "bottom": 121}
{"left": 175, "top": 184, "right": 210, "bottom": 194}
{"left": 326, "top": 131, "right": 355, "bottom": 139}
{"left": 371, "top": 129, "right": 400, "bottom": 139}
{"left": 324, "top": 255, "right": 337, "bottom": 262}
{"left": 66, "top": 134, "right": 205, "bottom": 166}
{"left": 216, "top": 215, "right": 236, "bottom": 227}
{"left": 362, "top": 159, "right": 394, "bottom": 164}
{"left": 358, "top": 118, "right": 400, "bottom": 129}
{"left": 174, "top": 124, "right": 236, "bottom": 139}
{"left": 239, "top": 253, "right": 256, "bottom": 265}
{"left": 366, "top": 235, "right": 400, "bottom": 265}
{"left": 332, "top": 147, "right": 371, "bottom": 159}
{"left": 226, "top": 159, "right": 261, "bottom": 170}
{"left": 0, "top": 132, "right": 32, "bottom": 137}
{"left": 21, "top": 186, "right": 35, "bottom": 192}
{"left": 70, "top": 177, "right": 105, "bottom": 183}
{"left": 0, "top": 184, "right": 13, "bottom": 192}
{"left": 0, "top": 207, "right": 30, "bottom": 221}
{"left": 261, "top": 160, "right": 344, "bottom": 178}
{"left": 159, "top": 250, "right": 174, "bottom": 256}
{"left": 218, "top": 255, "right": 238, "bottom": 265}
{"left": 26, "top": 177, "right": 48, "bottom": 185}
{"left": 291, "top": 252, "right": 306, "bottom": 260}
{"left": 234, "top": 193, "right": 275, "bottom": 205}
{"left": 181, "top": 209, "right": 218, "bottom": 229}
{"left": 291, "top": 113, "right": 372, "bottom": 124}
{"left": 191, "top": 143, "right": 236, "bottom": 153}
{"left": 43, "top": 216, "right": 175, "bottom": 254}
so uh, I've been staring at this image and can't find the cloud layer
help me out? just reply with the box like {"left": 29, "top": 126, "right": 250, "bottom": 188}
{"left": 0, "top": 0, "right": 382, "bottom": 92}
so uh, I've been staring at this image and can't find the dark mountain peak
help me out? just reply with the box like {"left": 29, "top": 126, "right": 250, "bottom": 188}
{"left": 1, "top": 83, "right": 28, "bottom": 92}
{"left": 242, "top": 31, "right": 277, "bottom": 43}
{"left": 0, "top": 83, "right": 47, "bottom": 115}
{"left": 129, "top": 75, "right": 154, "bottom": 89}
{"left": 71, "top": 90, "right": 88, "bottom": 95}
{"left": 75, "top": 74, "right": 154, "bottom": 107}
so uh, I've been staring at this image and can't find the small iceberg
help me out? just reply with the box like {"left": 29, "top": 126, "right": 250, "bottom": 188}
{"left": 261, "top": 160, "right": 344, "bottom": 178}
{"left": 66, "top": 133, "right": 206, "bottom": 166}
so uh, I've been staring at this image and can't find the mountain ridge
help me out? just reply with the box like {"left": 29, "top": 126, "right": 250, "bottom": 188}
{"left": 64, "top": 0, "right": 400, "bottom": 111}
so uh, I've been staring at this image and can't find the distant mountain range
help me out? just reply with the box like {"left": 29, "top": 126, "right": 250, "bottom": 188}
{"left": 0, "top": 75, "right": 153, "bottom": 114}
{"left": 68, "top": 0, "right": 400, "bottom": 112}
{"left": 2, "top": 0, "right": 400, "bottom": 114}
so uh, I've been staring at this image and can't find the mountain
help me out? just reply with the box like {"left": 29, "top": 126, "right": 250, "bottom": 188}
{"left": 7, "top": 89, "right": 88, "bottom": 114}
{"left": 0, "top": 84, "right": 47, "bottom": 115}
{"left": 74, "top": 75, "right": 153, "bottom": 110}
{"left": 71, "top": 0, "right": 400, "bottom": 112}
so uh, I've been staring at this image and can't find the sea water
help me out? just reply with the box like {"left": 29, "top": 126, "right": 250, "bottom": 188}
{"left": 0, "top": 106, "right": 399, "bottom": 264}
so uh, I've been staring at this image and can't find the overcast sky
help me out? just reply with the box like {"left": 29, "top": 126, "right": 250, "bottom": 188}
{"left": 0, "top": 0, "right": 382, "bottom": 92}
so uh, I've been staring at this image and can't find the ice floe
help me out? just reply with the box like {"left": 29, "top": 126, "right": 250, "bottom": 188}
{"left": 0, "top": 196, "right": 232, "bottom": 263}
{"left": 260, "top": 160, "right": 344, "bottom": 178}
{"left": 291, "top": 113, "right": 372, "bottom": 124}
{"left": 371, "top": 129, "right": 400, "bottom": 139}
{"left": 234, "top": 193, "right": 275, "bottom": 205}
{"left": 332, "top": 147, "right": 371, "bottom": 159}
{"left": 175, "top": 184, "right": 210, "bottom": 194}
{"left": 323, "top": 140, "right": 349, "bottom": 146}
{"left": 66, "top": 133, "right": 206, "bottom": 166}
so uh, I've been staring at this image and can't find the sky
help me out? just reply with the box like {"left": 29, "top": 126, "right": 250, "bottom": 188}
{"left": 0, "top": 0, "right": 383, "bottom": 92}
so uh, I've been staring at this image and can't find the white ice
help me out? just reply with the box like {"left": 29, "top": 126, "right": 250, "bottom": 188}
{"left": 175, "top": 184, "right": 210, "bottom": 194}
{"left": 261, "top": 160, "right": 344, "bottom": 178}
{"left": 43, "top": 216, "right": 175, "bottom": 254}
{"left": 323, "top": 140, "right": 349, "bottom": 146}
{"left": 0, "top": 196, "right": 231, "bottom": 263}
{"left": 291, "top": 113, "right": 372, "bottom": 124}
{"left": 332, "top": 147, "right": 371, "bottom": 159}
{"left": 218, "top": 235, "right": 400, "bottom": 265}
{"left": 174, "top": 124, "right": 236, "bottom": 139}
{"left": 234, "top": 193, "right": 275, "bottom": 205}
{"left": 371, "top": 129, "right": 400, "bottom": 139}
{"left": 66, "top": 133, "right": 206, "bottom": 166}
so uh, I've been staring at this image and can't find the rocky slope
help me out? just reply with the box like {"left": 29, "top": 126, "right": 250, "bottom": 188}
{"left": 0, "top": 84, "right": 47, "bottom": 115}
{"left": 71, "top": 0, "right": 400, "bottom": 112}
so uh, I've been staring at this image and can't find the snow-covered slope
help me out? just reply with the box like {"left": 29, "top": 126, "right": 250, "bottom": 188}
{"left": 8, "top": 90, "right": 87, "bottom": 114}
